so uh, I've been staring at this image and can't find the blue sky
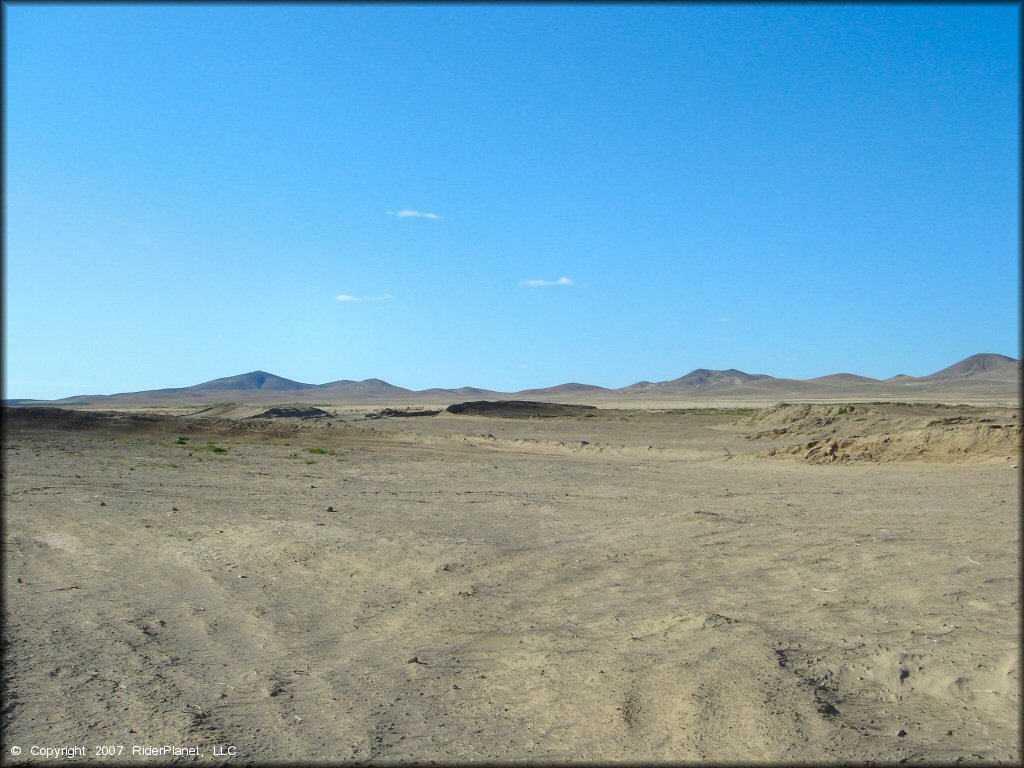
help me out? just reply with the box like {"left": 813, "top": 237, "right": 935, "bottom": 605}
{"left": 5, "top": 3, "right": 1019, "bottom": 398}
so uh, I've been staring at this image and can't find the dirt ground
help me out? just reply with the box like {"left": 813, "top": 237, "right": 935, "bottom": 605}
{"left": 2, "top": 403, "right": 1019, "bottom": 763}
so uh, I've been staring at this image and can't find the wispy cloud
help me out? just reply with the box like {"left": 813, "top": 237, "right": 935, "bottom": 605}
{"left": 335, "top": 293, "right": 394, "bottom": 302}
{"left": 519, "top": 277, "right": 573, "bottom": 287}
{"left": 386, "top": 209, "right": 443, "bottom": 220}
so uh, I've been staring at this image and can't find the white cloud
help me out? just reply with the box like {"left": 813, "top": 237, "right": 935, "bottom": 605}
{"left": 519, "top": 277, "right": 573, "bottom": 287}
{"left": 386, "top": 209, "right": 443, "bottom": 220}
{"left": 335, "top": 293, "right": 394, "bottom": 302}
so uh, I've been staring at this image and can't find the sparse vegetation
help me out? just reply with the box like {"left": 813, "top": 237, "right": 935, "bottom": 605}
{"left": 308, "top": 447, "right": 334, "bottom": 455}
{"left": 184, "top": 441, "right": 228, "bottom": 453}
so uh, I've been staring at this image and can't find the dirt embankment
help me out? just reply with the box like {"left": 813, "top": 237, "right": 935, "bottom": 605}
{"left": 251, "top": 406, "right": 333, "bottom": 419}
{"left": 1, "top": 407, "right": 354, "bottom": 441}
{"left": 743, "top": 403, "right": 1021, "bottom": 463}
{"left": 446, "top": 400, "right": 598, "bottom": 418}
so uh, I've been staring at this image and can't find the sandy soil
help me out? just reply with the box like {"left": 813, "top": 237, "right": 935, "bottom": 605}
{"left": 2, "top": 404, "right": 1019, "bottom": 763}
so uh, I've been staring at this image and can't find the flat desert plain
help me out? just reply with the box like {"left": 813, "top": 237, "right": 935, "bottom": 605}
{"left": 2, "top": 401, "right": 1020, "bottom": 763}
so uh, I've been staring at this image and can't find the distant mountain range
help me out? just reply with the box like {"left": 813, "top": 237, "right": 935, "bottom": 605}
{"left": 5, "top": 353, "right": 1019, "bottom": 407}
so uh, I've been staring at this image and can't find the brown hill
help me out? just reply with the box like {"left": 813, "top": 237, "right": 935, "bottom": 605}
{"left": 185, "top": 371, "right": 315, "bottom": 392}
{"left": 317, "top": 378, "right": 413, "bottom": 397}
{"left": 922, "top": 353, "right": 1019, "bottom": 382}
{"left": 622, "top": 369, "right": 773, "bottom": 394}
{"left": 517, "top": 383, "right": 616, "bottom": 396}
{"left": 808, "top": 373, "right": 884, "bottom": 385}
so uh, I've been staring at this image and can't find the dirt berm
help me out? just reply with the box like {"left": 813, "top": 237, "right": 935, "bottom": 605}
{"left": 445, "top": 400, "right": 598, "bottom": 418}
{"left": 251, "top": 406, "right": 332, "bottom": 419}
{"left": 742, "top": 403, "right": 1020, "bottom": 463}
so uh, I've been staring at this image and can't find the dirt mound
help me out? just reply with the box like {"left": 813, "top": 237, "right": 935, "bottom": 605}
{"left": 747, "top": 403, "right": 1021, "bottom": 463}
{"left": 775, "top": 423, "right": 1021, "bottom": 464}
{"left": 446, "top": 400, "right": 598, "bottom": 418}
{"left": 251, "top": 407, "right": 332, "bottom": 419}
{"left": 2, "top": 407, "right": 365, "bottom": 443}
{"left": 3, "top": 407, "right": 159, "bottom": 431}
{"left": 365, "top": 408, "right": 442, "bottom": 419}
{"left": 743, "top": 403, "right": 868, "bottom": 433}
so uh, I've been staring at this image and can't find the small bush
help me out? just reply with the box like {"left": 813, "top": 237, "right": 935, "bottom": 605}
{"left": 184, "top": 441, "right": 228, "bottom": 453}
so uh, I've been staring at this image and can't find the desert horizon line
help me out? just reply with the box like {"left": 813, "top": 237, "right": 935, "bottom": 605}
{"left": 7, "top": 352, "right": 1018, "bottom": 402}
